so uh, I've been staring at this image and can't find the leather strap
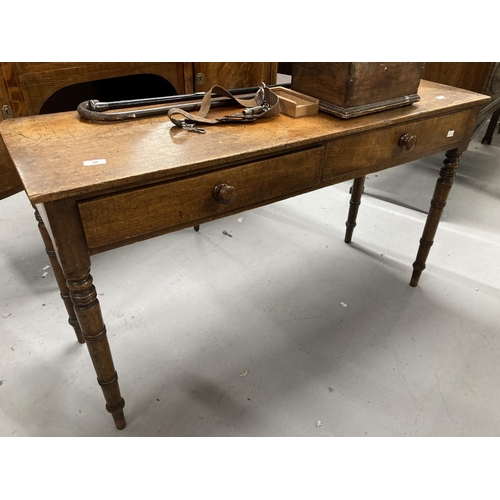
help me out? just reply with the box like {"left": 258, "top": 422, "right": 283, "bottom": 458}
{"left": 168, "top": 83, "right": 280, "bottom": 131}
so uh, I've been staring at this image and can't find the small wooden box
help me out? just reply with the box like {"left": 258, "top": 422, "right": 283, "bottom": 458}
{"left": 291, "top": 62, "right": 424, "bottom": 119}
{"left": 271, "top": 86, "right": 319, "bottom": 117}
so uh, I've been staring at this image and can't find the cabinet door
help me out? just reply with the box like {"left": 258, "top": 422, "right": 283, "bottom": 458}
{"left": 422, "top": 62, "right": 494, "bottom": 94}
{"left": 3, "top": 62, "right": 191, "bottom": 117}
{"left": 422, "top": 62, "right": 500, "bottom": 123}
{"left": 193, "top": 62, "right": 277, "bottom": 92}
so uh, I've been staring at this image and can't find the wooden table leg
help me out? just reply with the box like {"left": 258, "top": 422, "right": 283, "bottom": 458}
{"left": 344, "top": 175, "right": 366, "bottom": 243}
{"left": 34, "top": 207, "right": 85, "bottom": 344}
{"left": 41, "top": 200, "right": 126, "bottom": 430}
{"left": 481, "top": 108, "right": 500, "bottom": 145}
{"left": 67, "top": 271, "right": 126, "bottom": 429}
{"left": 410, "top": 149, "right": 461, "bottom": 287}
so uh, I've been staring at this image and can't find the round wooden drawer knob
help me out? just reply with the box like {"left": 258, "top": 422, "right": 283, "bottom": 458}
{"left": 399, "top": 133, "right": 417, "bottom": 151}
{"left": 213, "top": 183, "right": 237, "bottom": 205}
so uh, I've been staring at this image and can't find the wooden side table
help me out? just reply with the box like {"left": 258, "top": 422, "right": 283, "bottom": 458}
{"left": 0, "top": 80, "right": 489, "bottom": 430}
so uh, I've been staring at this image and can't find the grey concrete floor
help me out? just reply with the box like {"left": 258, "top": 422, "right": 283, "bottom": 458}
{"left": 1, "top": 118, "right": 499, "bottom": 438}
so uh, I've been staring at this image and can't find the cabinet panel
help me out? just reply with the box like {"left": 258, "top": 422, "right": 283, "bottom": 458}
{"left": 2, "top": 62, "right": 189, "bottom": 117}
{"left": 422, "top": 62, "right": 500, "bottom": 122}
{"left": 422, "top": 62, "right": 493, "bottom": 94}
{"left": 193, "top": 62, "right": 277, "bottom": 92}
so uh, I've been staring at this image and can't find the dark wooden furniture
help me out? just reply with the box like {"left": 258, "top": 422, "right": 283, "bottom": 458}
{"left": 291, "top": 62, "right": 424, "bottom": 119}
{"left": 0, "top": 80, "right": 488, "bottom": 430}
{"left": 0, "top": 62, "right": 277, "bottom": 200}
{"left": 0, "top": 62, "right": 278, "bottom": 118}
{"left": 422, "top": 62, "right": 500, "bottom": 144}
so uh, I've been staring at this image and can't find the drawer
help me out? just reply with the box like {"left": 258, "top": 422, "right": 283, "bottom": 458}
{"left": 79, "top": 147, "right": 323, "bottom": 250}
{"left": 324, "top": 109, "right": 471, "bottom": 180}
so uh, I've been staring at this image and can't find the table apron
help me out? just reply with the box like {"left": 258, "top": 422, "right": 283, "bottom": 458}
{"left": 76, "top": 110, "right": 471, "bottom": 253}
{"left": 324, "top": 109, "right": 471, "bottom": 180}
{"left": 78, "top": 146, "right": 324, "bottom": 251}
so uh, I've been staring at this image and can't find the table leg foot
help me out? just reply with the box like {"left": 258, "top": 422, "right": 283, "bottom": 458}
{"left": 411, "top": 149, "right": 460, "bottom": 286}
{"left": 105, "top": 396, "right": 126, "bottom": 430}
{"left": 112, "top": 410, "right": 127, "bottom": 430}
{"left": 345, "top": 176, "right": 366, "bottom": 243}
{"left": 410, "top": 239, "right": 432, "bottom": 287}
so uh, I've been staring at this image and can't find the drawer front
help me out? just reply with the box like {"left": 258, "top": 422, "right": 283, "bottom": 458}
{"left": 324, "top": 110, "right": 471, "bottom": 180}
{"left": 79, "top": 147, "right": 323, "bottom": 250}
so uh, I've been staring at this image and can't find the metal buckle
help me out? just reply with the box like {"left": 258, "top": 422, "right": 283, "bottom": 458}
{"left": 181, "top": 121, "right": 206, "bottom": 134}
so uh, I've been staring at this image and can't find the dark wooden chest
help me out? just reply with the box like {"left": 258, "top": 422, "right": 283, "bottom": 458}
{"left": 291, "top": 62, "right": 424, "bottom": 119}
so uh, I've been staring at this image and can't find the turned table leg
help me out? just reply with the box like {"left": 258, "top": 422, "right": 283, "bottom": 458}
{"left": 344, "top": 175, "right": 366, "bottom": 243}
{"left": 34, "top": 208, "right": 85, "bottom": 343}
{"left": 41, "top": 200, "right": 126, "bottom": 430}
{"left": 67, "top": 272, "right": 126, "bottom": 429}
{"left": 410, "top": 149, "right": 461, "bottom": 287}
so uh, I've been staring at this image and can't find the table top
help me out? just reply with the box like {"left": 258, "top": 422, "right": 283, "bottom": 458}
{"left": 0, "top": 80, "right": 489, "bottom": 204}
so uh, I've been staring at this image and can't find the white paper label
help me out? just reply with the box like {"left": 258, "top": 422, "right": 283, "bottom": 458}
{"left": 447, "top": 130, "right": 455, "bottom": 137}
{"left": 83, "top": 159, "right": 106, "bottom": 166}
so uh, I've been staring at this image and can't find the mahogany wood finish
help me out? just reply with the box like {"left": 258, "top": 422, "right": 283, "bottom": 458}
{"left": 345, "top": 176, "right": 366, "bottom": 244}
{"left": 213, "top": 183, "right": 238, "bottom": 205}
{"left": 0, "top": 80, "right": 488, "bottom": 430}
{"left": 410, "top": 149, "right": 462, "bottom": 287}
{"left": 399, "top": 133, "right": 417, "bottom": 151}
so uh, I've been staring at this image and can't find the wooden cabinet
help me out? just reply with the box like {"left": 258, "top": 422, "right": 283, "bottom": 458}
{"left": 0, "top": 62, "right": 189, "bottom": 118}
{"left": 0, "top": 62, "right": 277, "bottom": 119}
{"left": 422, "top": 62, "right": 500, "bottom": 130}
{"left": 192, "top": 62, "right": 277, "bottom": 92}
{"left": 0, "top": 62, "right": 277, "bottom": 200}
